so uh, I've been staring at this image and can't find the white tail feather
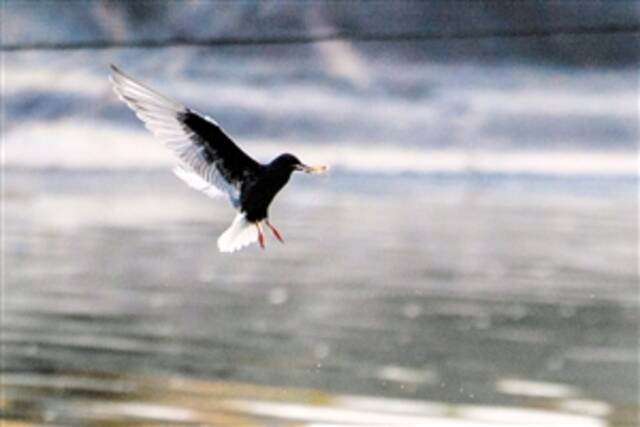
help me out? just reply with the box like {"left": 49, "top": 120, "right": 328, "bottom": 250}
{"left": 217, "top": 213, "right": 258, "bottom": 253}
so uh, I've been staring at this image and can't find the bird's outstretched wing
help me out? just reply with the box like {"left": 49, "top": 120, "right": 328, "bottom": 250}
{"left": 109, "top": 65, "right": 261, "bottom": 208}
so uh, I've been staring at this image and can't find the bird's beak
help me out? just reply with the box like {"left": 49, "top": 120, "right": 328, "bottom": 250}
{"left": 296, "top": 164, "right": 329, "bottom": 174}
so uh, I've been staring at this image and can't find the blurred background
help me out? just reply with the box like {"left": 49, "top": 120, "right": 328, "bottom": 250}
{"left": 2, "top": 1, "right": 638, "bottom": 426}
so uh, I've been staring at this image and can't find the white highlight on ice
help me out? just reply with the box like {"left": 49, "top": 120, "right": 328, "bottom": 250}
{"left": 4, "top": 121, "right": 636, "bottom": 176}
{"left": 374, "top": 365, "right": 438, "bottom": 385}
{"left": 225, "top": 397, "right": 606, "bottom": 427}
{"left": 496, "top": 378, "right": 580, "bottom": 399}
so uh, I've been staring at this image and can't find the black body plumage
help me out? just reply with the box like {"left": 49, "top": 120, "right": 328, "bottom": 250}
{"left": 240, "top": 154, "right": 301, "bottom": 222}
{"left": 178, "top": 111, "right": 300, "bottom": 222}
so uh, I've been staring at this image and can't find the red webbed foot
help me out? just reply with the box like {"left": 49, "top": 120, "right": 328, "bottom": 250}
{"left": 256, "top": 223, "right": 266, "bottom": 249}
{"left": 265, "top": 220, "right": 284, "bottom": 244}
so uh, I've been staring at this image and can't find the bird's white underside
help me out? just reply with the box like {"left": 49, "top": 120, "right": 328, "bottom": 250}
{"left": 109, "top": 66, "right": 252, "bottom": 252}
{"left": 217, "top": 213, "right": 259, "bottom": 253}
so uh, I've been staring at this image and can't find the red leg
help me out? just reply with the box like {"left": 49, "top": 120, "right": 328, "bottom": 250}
{"left": 256, "top": 223, "right": 265, "bottom": 249}
{"left": 265, "top": 220, "right": 284, "bottom": 243}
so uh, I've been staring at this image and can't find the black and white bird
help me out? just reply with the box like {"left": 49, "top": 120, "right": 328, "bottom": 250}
{"left": 109, "top": 65, "right": 328, "bottom": 253}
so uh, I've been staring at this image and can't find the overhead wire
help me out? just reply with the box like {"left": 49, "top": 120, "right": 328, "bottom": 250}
{"left": 1, "top": 23, "right": 638, "bottom": 52}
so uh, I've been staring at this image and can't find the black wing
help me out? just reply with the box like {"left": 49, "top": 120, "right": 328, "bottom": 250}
{"left": 109, "top": 65, "right": 261, "bottom": 208}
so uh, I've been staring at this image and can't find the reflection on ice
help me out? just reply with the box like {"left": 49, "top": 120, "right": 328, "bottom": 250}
{"left": 456, "top": 405, "right": 606, "bottom": 427}
{"left": 496, "top": 378, "right": 579, "bottom": 398}
{"left": 58, "top": 401, "right": 199, "bottom": 424}
{"left": 227, "top": 395, "right": 607, "bottom": 427}
{"left": 560, "top": 400, "right": 612, "bottom": 418}
{"left": 0, "top": 371, "right": 614, "bottom": 426}
{"left": 374, "top": 365, "right": 438, "bottom": 385}
{"left": 565, "top": 347, "right": 639, "bottom": 364}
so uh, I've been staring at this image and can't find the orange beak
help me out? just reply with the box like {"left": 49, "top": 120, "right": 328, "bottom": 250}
{"left": 297, "top": 164, "right": 329, "bottom": 174}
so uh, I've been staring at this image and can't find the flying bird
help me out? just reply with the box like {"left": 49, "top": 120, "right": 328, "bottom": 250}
{"left": 109, "top": 65, "right": 328, "bottom": 253}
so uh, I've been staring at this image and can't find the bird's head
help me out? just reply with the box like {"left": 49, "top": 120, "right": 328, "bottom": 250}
{"left": 271, "top": 153, "right": 328, "bottom": 175}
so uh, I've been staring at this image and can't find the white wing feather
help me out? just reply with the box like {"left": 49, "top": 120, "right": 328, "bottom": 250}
{"left": 109, "top": 65, "right": 239, "bottom": 205}
{"left": 173, "top": 165, "right": 224, "bottom": 198}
